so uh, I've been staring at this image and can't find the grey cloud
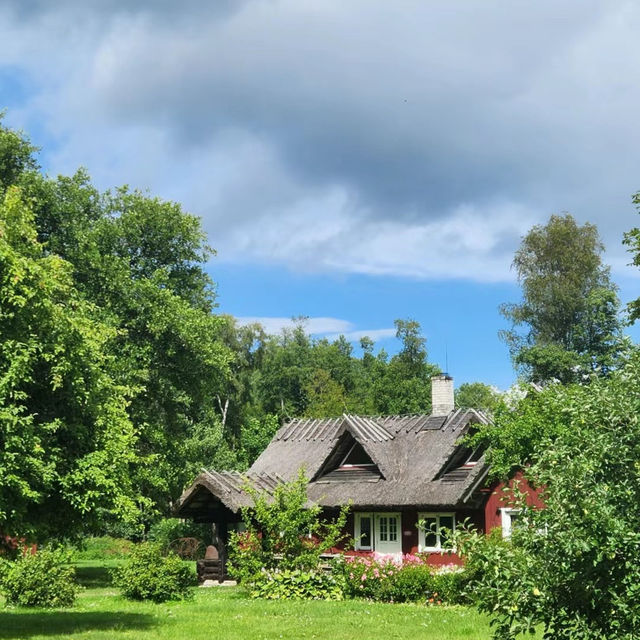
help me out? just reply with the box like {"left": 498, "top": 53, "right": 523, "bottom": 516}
{"left": 78, "top": 1, "right": 639, "bottom": 223}
{"left": 1, "top": 0, "right": 639, "bottom": 279}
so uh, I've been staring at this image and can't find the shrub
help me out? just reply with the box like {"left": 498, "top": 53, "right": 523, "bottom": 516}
{"left": 380, "top": 564, "right": 435, "bottom": 603}
{"left": 458, "top": 355, "right": 640, "bottom": 639}
{"left": 249, "top": 569, "right": 344, "bottom": 600}
{"left": 228, "top": 470, "right": 349, "bottom": 587}
{"left": 337, "top": 554, "right": 472, "bottom": 605}
{"left": 338, "top": 555, "right": 399, "bottom": 600}
{"left": 430, "top": 564, "right": 475, "bottom": 605}
{"left": 0, "top": 548, "right": 78, "bottom": 608}
{"left": 113, "top": 543, "right": 196, "bottom": 603}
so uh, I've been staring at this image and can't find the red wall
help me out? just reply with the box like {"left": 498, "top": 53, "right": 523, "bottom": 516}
{"left": 326, "top": 473, "right": 544, "bottom": 564}
{"left": 483, "top": 470, "right": 545, "bottom": 533}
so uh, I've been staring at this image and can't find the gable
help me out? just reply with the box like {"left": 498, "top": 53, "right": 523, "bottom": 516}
{"left": 313, "top": 431, "right": 382, "bottom": 483}
{"left": 435, "top": 420, "right": 486, "bottom": 484}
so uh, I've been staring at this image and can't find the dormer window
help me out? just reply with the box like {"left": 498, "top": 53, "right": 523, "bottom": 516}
{"left": 339, "top": 442, "right": 375, "bottom": 469}
{"left": 313, "top": 432, "right": 382, "bottom": 482}
{"left": 461, "top": 446, "right": 485, "bottom": 467}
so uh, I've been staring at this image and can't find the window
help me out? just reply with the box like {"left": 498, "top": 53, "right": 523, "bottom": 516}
{"left": 340, "top": 442, "right": 375, "bottom": 468}
{"left": 378, "top": 515, "right": 397, "bottom": 542}
{"left": 355, "top": 513, "right": 373, "bottom": 550}
{"left": 500, "top": 508, "right": 520, "bottom": 539}
{"left": 418, "top": 513, "right": 456, "bottom": 552}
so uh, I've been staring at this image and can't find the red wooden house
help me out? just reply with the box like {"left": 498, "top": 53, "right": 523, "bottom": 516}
{"left": 177, "top": 375, "right": 541, "bottom": 569}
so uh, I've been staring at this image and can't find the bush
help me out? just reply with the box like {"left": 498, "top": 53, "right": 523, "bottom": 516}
{"left": 337, "top": 554, "right": 471, "bottom": 605}
{"left": 459, "top": 355, "right": 640, "bottom": 639}
{"left": 228, "top": 470, "right": 349, "bottom": 586}
{"left": 380, "top": 564, "right": 436, "bottom": 603}
{"left": 0, "top": 548, "right": 78, "bottom": 608}
{"left": 113, "top": 543, "right": 196, "bottom": 603}
{"left": 430, "top": 564, "right": 475, "bottom": 605}
{"left": 338, "top": 555, "right": 398, "bottom": 600}
{"left": 249, "top": 569, "right": 344, "bottom": 600}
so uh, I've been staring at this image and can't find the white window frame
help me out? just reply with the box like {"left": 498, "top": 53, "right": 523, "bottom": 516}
{"left": 418, "top": 512, "right": 456, "bottom": 552}
{"left": 354, "top": 512, "right": 373, "bottom": 550}
{"left": 500, "top": 508, "right": 521, "bottom": 539}
{"left": 375, "top": 512, "right": 400, "bottom": 544}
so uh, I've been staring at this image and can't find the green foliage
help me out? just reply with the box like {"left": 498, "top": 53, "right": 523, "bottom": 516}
{"left": 72, "top": 537, "right": 134, "bottom": 561}
{"left": 0, "top": 114, "right": 38, "bottom": 191}
{"left": 337, "top": 555, "right": 470, "bottom": 605}
{"left": 147, "top": 519, "right": 210, "bottom": 552}
{"left": 249, "top": 569, "right": 345, "bottom": 600}
{"left": 455, "top": 382, "right": 501, "bottom": 414}
{"left": 240, "top": 414, "right": 280, "bottom": 466}
{"left": 623, "top": 190, "right": 640, "bottom": 323}
{"left": 113, "top": 543, "right": 196, "bottom": 603}
{"left": 461, "top": 351, "right": 640, "bottom": 639}
{"left": 1, "top": 548, "right": 78, "bottom": 607}
{"left": 0, "top": 119, "right": 237, "bottom": 536}
{"left": 0, "top": 185, "right": 138, "bottom": 540}
{"left": 379, "top": 564, "right": 435, "bottom": 603}
{"left": 469, "top": 386, "right": 567, "bottom": 480}
{"left": 228, "top": 471, "right": 349, "bottom": 586}
{"left": 501, "top": 214, "right": 623, "bottom": 383}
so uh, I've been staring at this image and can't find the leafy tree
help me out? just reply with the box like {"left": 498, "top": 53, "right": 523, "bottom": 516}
{"left": 239, "top": 414, "right": 280, "bottom": 467}
{"left": 623, "top": 190, "right": 640, "bottom": 323}
{"left": 0, "top": 119, "right": 235, "bottom": 531}
{"left": 304, "top": 369, "right": 347, "bottom": 417}
{"left": 373, "top": 319, "right": 440, "bottom": 414}
{"left": 459, "top": 352, "right": 640, "bottom": 639}
{"left": 228, "top": 470, "right": 349, "bottom": 583}
{"left": 257, "top": 321, "right": 314, "bottom": 418}
{"left": 0, "top": 114, "right": 37, "bottom": 191}
{"left": 500, "top": 214, "right": 624, "bottom": 383}
{"left": 0, "top": 187, "right": 138, "bottom": 539}
{"left": 455, "top": 382, "right": 501, "bottom": 414}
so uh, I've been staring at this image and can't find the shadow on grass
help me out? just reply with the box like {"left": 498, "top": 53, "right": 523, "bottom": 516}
{"left": 0, "top": 610, "right": 155, "bottom": 638}
{"left": 74, "top": 565, "right": 115, "bottom": 588}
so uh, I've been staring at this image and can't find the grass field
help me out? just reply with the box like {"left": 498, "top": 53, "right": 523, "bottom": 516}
{"left": 0, "top": 561, "right": 497, "bottom": 640}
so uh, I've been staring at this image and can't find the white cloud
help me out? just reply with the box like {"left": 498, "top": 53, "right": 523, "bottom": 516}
{"left": 235, "top": 316, "right": 396, "bottom": 343}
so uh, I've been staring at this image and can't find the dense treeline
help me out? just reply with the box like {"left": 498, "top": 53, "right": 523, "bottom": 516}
{"left": 3, "top": 116, "right": 638, "bottom": 544}
{"left": 0, "top": 121, "right": 448, "bottom": 540}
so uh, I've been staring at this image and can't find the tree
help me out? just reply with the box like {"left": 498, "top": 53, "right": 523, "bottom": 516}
{"left": 0, "top": 187, "right": 138, "bottom": 540}
{"left": 373, "top": 319, "right": 440, "bottom": 414}
{"left": 304, "top": 369, "right": 347, "bottom": 417}
{"left": 455, "top": 382, "right": 501, "bottom": 414}
{"left": 0, "top": 114, "right": 37, "bottom": 191}
{"left": 500, "top": 214, "right": 624, "bottom": 383}
{"left": 0, "top": 119, "right": 235, "bottom": 531}
{"left": 228, "top": 470, "right": 349, "bottom": 583}
{"left": 460, "top": 352, "right": 640, "bottom": 639}
{"left": 623, "top": 190, "right": 640, "bottom": 322}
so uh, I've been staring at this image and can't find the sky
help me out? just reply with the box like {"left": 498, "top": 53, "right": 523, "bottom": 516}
{"left": 1, "top": 0, "right": 640, "bottom": 390}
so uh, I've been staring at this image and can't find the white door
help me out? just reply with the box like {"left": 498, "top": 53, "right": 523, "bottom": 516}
{"left": 374, "top": 512, "right": 401, "bottom": 555}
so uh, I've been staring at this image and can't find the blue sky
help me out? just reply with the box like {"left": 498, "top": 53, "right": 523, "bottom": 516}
{"left": 2, "top": 1, "right": 640, "bottom": 390}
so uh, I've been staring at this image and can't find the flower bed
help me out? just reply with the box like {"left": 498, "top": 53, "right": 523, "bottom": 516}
{"left": 335, "top": 553, "right": 472, "bottom": 605}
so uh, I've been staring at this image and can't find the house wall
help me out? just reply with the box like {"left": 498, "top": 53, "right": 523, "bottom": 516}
{"left": 483, "top": 470, "right": 545, "bottom": 533}
{"left": 331, "top": 508, "right": 478, "bottom": 566}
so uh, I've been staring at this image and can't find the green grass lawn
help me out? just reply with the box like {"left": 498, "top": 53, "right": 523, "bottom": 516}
{"left": 0, "top": 561, "right": 497, "bottom": 640}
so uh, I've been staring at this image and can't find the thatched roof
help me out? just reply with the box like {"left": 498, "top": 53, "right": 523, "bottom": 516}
{"left": 176, "top": 408, "right": 490, "bottom": 519}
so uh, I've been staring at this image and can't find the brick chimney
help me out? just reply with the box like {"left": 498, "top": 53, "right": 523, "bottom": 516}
{"left": 431, "top": 375, "right": 454, "bottom": 416}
